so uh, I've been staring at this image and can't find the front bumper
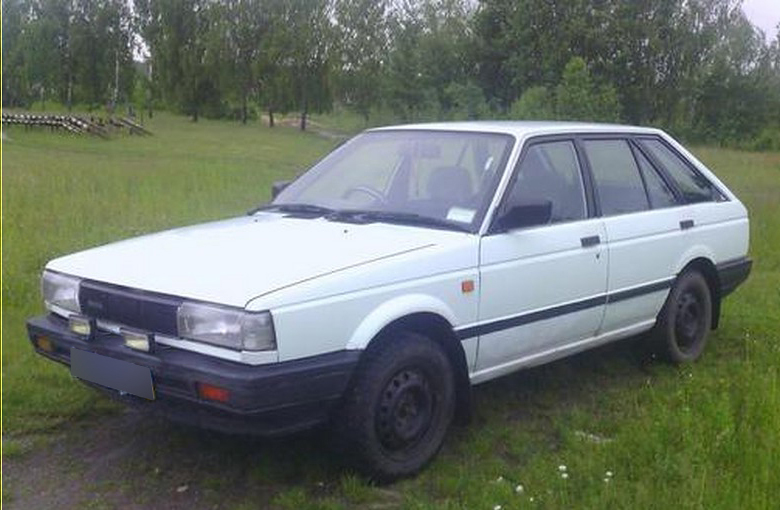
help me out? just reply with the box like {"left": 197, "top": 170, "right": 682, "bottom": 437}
{"left": 27, "top": 314, "right": 359, "bottom": 436}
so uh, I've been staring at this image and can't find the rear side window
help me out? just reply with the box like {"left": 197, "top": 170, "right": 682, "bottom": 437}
{"left": 633, "top": 147, "right": 678, "bottom": 208}
{"left": 639, "top": 139, "right": 719, "bottom": 203}
{"left": 582, "top": 139, "right": 649, "bottom": 216}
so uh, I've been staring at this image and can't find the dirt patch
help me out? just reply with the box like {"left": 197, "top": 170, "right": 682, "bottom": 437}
{"left": 2, "top": 407, "right": 341, "bottom": 509}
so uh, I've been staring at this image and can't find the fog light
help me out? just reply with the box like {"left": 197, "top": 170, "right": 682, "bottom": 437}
{"left": 121, "top": 328, "right": 152, "bottom": 352}
{"left": 36, "top": 335, "right": 54, "bottom": 352}
{"left": 197, "top": 383, "right": 230, "bottom": 403}
{"left": 68, "top": 315, "right": 92, "bottom": 336}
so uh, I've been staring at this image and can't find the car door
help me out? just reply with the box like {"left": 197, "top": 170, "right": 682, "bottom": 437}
{"left": 580, "top": 137, "right": 687, "bottom": 335}
{"left": 472, "top": 139, "right": 608, "bottom": 380}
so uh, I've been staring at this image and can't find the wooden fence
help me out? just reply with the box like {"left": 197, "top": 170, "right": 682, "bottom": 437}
{"left": 1, "top": 113, "right": 152, "bottom": 137}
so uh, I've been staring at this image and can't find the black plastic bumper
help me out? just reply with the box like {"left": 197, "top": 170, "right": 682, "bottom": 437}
{"left": 717, "top": 256, "right": 752, "bottom": 297}
{"left": 27, "top": 314, "right": 359, "bottom": 436}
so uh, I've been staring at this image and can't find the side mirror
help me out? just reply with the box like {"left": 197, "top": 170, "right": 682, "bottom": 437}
{"left": 495, "top": 200, "right": 552, "bottom": 232}
{"left": 271, "top": 180, "right": 291, "bottom": 199}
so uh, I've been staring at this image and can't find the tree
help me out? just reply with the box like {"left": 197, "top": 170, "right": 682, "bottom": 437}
{"left": 444, "top": 82, "right": 488, "bottom": 119}
{"left": 334, "top": 0, "right": 389, "bottom": 124}
{"left": 220, "top": 0, "right": 269, "bottom": 124}
{"left": 137, "top": 0, "right": 216, "bottom": 121}
{"left": 384, "top": 2, "right": 430, "bottom": 120}
{"left": 282, "top": 0, "right": 335, "bottom": 130}
{"left": 2, "top": 0, "right": 29, "bottom": 107}
{"left": 384, "top": 0, "right": 475, "bottom": 120}
{"left": 256, "top": 23, "right": 292, "bottom": 127}
{"left": 23, "top": 0, "right": 71, "bottom": 108}
{"left": 509, "top": 86, "right": 555, "bottom": 120}
{"left": 692, "top": 8, "right": 780, "bottom": 143}
{"left": 555, "top": 57, "right": 620, "bottom": 122}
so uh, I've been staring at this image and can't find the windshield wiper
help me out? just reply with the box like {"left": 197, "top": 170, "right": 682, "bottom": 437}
{"left": 247, "top": 203, "right": 334, "bottom": 216}
{"left": 327, "top": 209, "right": 470, "bottom": 232}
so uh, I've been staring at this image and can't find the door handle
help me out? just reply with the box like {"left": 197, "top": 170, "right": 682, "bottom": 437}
{"left": 680, "top": 219, "right": 694, "bottom": 230}
{"left": 580, "top": 235, "right": 601, "bottom": 247}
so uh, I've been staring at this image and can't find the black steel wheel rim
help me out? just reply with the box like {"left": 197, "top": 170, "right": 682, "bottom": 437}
{"left": 675, "top": 290, "right": 703, "bottom": 351}
{"left": 376, "top": 368, "right": 435, "bottom": 452}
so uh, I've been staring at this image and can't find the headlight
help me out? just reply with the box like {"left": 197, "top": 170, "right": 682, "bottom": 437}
{"left": 176, "top": 302, "right": 276, "bottom": 351}
{"left": 42, "top": 271, "right": 81, "bottom": 315}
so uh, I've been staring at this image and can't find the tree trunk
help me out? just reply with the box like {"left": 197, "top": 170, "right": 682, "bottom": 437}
{"left": 268, "top": 108, "right": 274, "bottom": 128}
{"left": 241, "top": 91, "right": 248, "bottom": 124}
{"left": 67, "top": 76, "right": 73, "bottom": 113}
{"left": 113, "top": 50, "right": 120, "bottom": 112}
{"left": 300, "top": 100, "right": 308, "bottom": 131}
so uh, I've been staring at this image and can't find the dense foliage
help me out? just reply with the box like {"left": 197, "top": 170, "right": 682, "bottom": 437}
{"left": 3, "top": 0, "right": 780, "bottom": 144}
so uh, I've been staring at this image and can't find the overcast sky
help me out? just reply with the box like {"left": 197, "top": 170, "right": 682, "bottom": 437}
{"left": 741, "top": 0, "right": 780, "bottom": 41}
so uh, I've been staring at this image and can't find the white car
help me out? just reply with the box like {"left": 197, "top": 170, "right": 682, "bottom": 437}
{"left": 28, "top": 122, "right": 751, "bottom": 480}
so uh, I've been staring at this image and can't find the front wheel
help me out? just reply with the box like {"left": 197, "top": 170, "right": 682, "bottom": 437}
{"left": 331, "top": 331, "right": 455, "bottom": 482}
{"left": 654, "top": 270, "right": 713, "bottom": 363}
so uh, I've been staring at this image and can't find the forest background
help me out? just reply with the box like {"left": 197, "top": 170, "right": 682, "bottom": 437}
{"left": 3, "top": 0, "right": 780, "bottom": 148}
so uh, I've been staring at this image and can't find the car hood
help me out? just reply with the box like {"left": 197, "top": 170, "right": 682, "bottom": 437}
{"left": 47, "top": 213, "right": 466, "bottom": 307}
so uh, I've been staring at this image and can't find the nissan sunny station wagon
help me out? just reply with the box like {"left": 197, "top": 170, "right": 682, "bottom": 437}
{"left": 28, "top": 121, "right": 751, "bottom": 480}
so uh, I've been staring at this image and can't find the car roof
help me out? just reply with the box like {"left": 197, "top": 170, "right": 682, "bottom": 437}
{"left": 367, "top": 120, "right": 666, "bottom": 138}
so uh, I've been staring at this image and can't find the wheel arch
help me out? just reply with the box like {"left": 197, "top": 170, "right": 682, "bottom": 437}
{"left": 678, "top": 256, "right": 721, "bottom": 329}
{"left": 352, "top": 309, "right": 473, "bottom": 425}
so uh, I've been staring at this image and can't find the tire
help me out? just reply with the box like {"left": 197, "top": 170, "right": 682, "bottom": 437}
{"left": 654, "top": 270, "right": 713, "bottom": 363}
{"left": 331, "top": 331, "right": 456, "bottom": 482}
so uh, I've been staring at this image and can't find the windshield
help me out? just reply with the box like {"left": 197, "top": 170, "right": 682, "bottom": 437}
{"left": 273, "top": 130, "right": 515, "bottom": 232}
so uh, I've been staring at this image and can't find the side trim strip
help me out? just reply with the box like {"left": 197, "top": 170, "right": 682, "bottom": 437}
{"left": 607, "top": 279, "right": 673, "bottom": 304}
{"left": 456, "top": 278, "right": 674, "bottom": 340}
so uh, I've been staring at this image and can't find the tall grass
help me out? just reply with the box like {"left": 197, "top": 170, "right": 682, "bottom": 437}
{"left": 2, "top": 118, "right": 778, "bottom": 508}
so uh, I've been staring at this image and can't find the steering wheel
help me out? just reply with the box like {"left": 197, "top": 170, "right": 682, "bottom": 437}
{"left": 342, "top": 185, "right": 388, "bottom": 204}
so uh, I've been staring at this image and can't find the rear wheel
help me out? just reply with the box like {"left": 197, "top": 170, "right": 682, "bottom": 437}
{"left": 331, "top": 331, "right": 455, "bottom": 481}
{"left": 654, "top": 270, "right": 713, "bottom": 363}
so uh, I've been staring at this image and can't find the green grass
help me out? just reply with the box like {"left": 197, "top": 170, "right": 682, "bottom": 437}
{"left": 2, "top": 117, "right": 779, "bottom": 508}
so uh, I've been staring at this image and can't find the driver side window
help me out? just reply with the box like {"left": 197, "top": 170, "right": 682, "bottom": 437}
{"left": 502, "top": 141, "right": 587, "bottom": 228}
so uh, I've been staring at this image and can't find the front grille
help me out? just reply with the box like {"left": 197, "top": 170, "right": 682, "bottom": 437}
{"left": 79, "top": 281, "right": 182, "bottom": 336}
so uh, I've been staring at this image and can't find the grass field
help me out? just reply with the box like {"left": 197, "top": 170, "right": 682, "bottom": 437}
{"left": 2, "top": 115, "right": 779, "bottom": 509}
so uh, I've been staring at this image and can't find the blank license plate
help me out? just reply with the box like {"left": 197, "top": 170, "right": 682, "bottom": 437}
{"left": 70, "top": 348, "right": 155, "bottom": 400}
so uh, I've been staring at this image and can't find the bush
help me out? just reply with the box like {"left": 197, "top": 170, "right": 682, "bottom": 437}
{"left": 510, "top": 86, "right": 556, "bottom": 120}
{"left": 748, "top": 127, "right": 780, "bottom": 151}
{"left": 555, "top": 57, "right": 621, "bottom": 122}
{"left": 442, "top": 82, "right": 489, "bottom": 120}
{"left": 509, "top": 58, "right": 622, "bottom": 123}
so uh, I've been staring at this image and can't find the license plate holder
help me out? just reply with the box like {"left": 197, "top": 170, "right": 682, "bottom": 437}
{"left": 70, "top": 348, "right": 155, "bottom": 400}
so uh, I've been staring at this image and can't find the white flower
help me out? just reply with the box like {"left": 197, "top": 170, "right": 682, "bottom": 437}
{"left": 529, "top": 497, "right": 535, "bottom": 502}
{"left": 493, "top": 505, "right": 502, "bottom": 510}
{"left": 561, "top": 472, "right": 569, "bottom": 480}
{"left": 514, "top": 484, "right": 524, "bottom": 493}
{"left": 605, "top": 471, "right": 613, "bottom": 478}
{"left": 604, "top": 477, "right": 611, "bottom": 483}
{"left": 558, "top": 464, "right": 567, "bottom": 472}
{"left": 495, "top": 476, "right": 504, "bottom": 483}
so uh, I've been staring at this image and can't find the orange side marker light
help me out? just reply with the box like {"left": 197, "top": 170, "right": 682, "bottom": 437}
{"left": 36, "top": 335, "right": 54, "bottom": 352}
{"left": 461, "top": 279, "right": 475, "bottom": 294}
